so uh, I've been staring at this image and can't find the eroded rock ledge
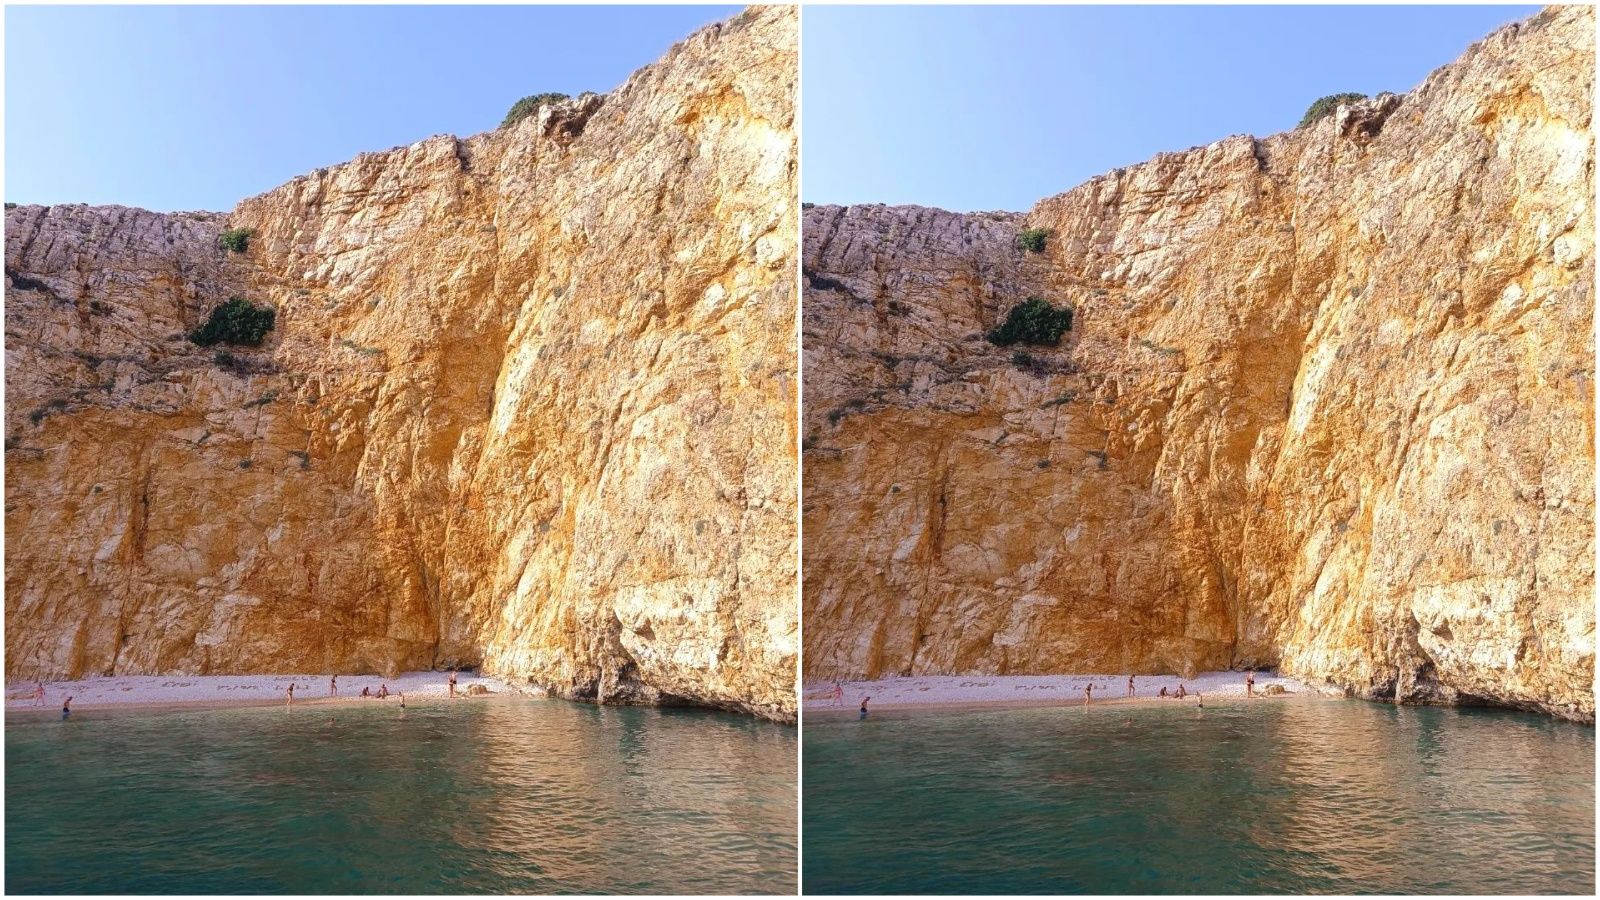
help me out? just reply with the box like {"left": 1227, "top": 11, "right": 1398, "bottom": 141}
{"left": 802, "top": 6, "right": 1593, "bottom": 722}
{"left": 5, "top": 7, "right": 798, "bottom": 722}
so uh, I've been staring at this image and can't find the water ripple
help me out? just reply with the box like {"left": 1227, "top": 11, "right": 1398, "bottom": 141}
{"left": 8, "top": 699, "right": 796, "bottom": 894}
{"left": 803, "top": 700, "right": 1593, "bottom": 894}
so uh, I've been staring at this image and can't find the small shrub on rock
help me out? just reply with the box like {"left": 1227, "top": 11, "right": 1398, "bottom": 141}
{"left": 1298, "top": 93, "right": 1368, "bottom": 128}
{"left": 191, "top": 297, "right": 276, "bottom": 347}
{"left": 501, "top": 93, "right": 571, "bottom": 128}
{"left": 987, "top": 297, "right": 1073, "bottom": 347}
{"left": 1017, "top": 227, "right": 1051, "bottom": 254}
{"left": 219, "top": 228, "right": 253, "bottom": 253}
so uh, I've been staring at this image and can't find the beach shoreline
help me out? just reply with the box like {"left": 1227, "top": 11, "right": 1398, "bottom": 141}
{"left": 802, "top": 671, "right": 1339, "bottom": 721}
{"left": 5, "top": 671, "right": 527, "bottom": 717}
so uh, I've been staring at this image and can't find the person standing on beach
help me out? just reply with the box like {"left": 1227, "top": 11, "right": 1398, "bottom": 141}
{"left": 1246, "top": 671, "right": 1255, "bottom": 698}
{"left": 329, "top": 674, "right": 337, "bottom": 697}
{"left": 832, "top": 682, "right": 844, "bottom": 707}
{"left": 286, "top": 683, "right": 295, "bottom": 706}
{"left": 1127, "top": 675, "right": 1135, "bottom": 698}
{"left": 34, "top": 681, "right": 45, "bottom": 707}
{"left": 859, "top": 697, "right": 869, "bottom": 720}
{"left": 1084, "top": 682, "right": 1094, "bottom": 707}
{"left": 399, "top": 692, "right": 406, "bottom": 710}
{"left": 61, "top": 697, "right": 72, "bottom": 720}
{"left": 448, "top": 668, "right": 457, "bottom": 699}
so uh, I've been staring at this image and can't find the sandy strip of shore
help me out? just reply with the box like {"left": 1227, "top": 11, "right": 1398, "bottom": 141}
{"left": 802, "top": 671, "right": 1333, "bottom": 720}
{"left": 5, "top": 671, "right": 525, "bottom": 713}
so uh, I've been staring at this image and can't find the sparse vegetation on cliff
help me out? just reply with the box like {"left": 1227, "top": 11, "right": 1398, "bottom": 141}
{"left": 190, "top": 297, "right": 276, "bottom": 347}
{"left": 1298, "top": 92, "right": 1368, "bottom": 128}
{"left": 827, "top": 398, "right": 868, "bottom": 426}
{"left": 501, "top": 93, "right": 571, "bottom": 128}
{"left": 1017, "top": 227, "right": 1051, "bottom": 253}
{"left": 28, "top": 398, "right": 68, "bottom": 426}
{"left": 987, "top": 297, "right": 1073, "bottom": 347}
{"left": 218, "top": 228, "right": 253, "bottom": 253}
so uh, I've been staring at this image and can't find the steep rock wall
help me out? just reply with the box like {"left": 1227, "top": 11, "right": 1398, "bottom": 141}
{"left": 6, "top": 7, "right": 798, "bottom": 720}
{"left": 802, "top": 6, "right": 1593, "bottom": 721}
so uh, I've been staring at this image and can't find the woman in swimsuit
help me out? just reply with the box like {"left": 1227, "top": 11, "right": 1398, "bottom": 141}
{"left": 858, "top": 697, "right": 869, "bottom": 720}
{"left": 61, "top": 697, "right": 72, "bottom": 720}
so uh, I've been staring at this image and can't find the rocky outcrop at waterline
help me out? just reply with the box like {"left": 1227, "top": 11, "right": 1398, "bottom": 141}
{"left": 5, "top": 7, "right": 798, "bottom": 721}
{"left": 801, "top": 6, "right": 1593, "bottom": 722}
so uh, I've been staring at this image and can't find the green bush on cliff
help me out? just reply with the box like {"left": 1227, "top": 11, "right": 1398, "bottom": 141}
{"left": 501, "top": 92, "right": 571, "bottom": 128}
{"left": 219, "top": 227, "right": 253, "bottom": 253}
{"left": 190, "top": 296, "right": 276, "bottom": 347}
{"left": 1017, "top": 227, "right": 1051, "bottom": 254}
{"left": 1298, "top": 92, "right": 1368, "bottom": 128}
{"left": 986, "top": 297, "right": 1073, "bottom": 347}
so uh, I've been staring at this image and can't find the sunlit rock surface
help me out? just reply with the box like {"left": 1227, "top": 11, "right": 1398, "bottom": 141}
{"left": 6, "top": 7, "right": 798, "bottom": 721}
{"left": 802, "top": 7, "right": 1593, "bottom": 721}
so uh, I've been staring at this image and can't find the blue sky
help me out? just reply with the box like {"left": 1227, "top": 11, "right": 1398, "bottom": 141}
{"left": 5, "top": 5, "right": 738, "bottom": 211}
{"left": 804, "top": 5, "right": 1538, "bottom": 211}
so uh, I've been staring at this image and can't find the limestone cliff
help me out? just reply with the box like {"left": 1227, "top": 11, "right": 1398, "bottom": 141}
{"left": 802, "top": 7, "right": 1593, "bottom": 721}
{"left": 6, "top": 7, "right": 798, "bottom": 720}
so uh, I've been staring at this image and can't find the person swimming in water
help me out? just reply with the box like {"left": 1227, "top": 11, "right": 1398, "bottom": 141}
{"left": 858, "top": 697, "right": 869, "bottom": 720}
{"left": 61, "top": 697, "right": 72, "bottom": 720}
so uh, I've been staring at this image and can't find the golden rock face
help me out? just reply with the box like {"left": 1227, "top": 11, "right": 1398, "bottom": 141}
{"left": 802, "top": 7, "right": 1593, "bottom": 721}
{"left": 5, "top": 7, "right": 798, "bottom": 720}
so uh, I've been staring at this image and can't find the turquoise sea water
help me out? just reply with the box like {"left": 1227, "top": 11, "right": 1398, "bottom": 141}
{"left": 803, "top": 699, "right": 1594, "bottom": 894}
{"left": 6, "top": 698, "right": 796, "bottom": 894}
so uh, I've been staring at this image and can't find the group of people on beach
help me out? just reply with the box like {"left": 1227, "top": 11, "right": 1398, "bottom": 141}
{"left": 832, "top": 669, "right": 1268, "bottom": 720}
{"left": 283, "top": 667, "right": 466, "bottom": 708}
{"left": 287, "top": 678, "right": 403, "bottom": 706}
